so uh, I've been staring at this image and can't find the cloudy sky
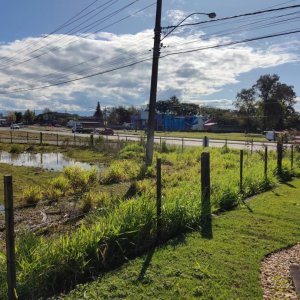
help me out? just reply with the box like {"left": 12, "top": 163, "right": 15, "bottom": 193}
{"left": 0, "top": 0, "right": 300, "bottom": 115}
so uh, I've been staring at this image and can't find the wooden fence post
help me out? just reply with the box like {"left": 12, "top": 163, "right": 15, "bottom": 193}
{"left": 181, "top": 138, "right": 184, "bottom": 152}
{"left": 90, "top": 134, "right": 94, "bottom": 146}
{"left": 26, "top": 132, "right": 29, "bottom": 144}
{"left": 4, "top": 175, "right": 16, "bottom": 300}
{"left": 201, "top": 152, "right": 211, "bottom": 221}
{"left": 240, "top": 150, "right": 243, "bottom": 192}
{"left": 156, "top": 158, "right": 162, "bottom": 243}
{"left": 56, "top": 134, "right": 59, "bottom": 146}
{"left": 264, "top": 146, "right": 268, "bottom": 179}
{"left": 277, "top": 141, "right": 283, "bottom": 175}
{"left": 39, "top": 132, "right": 43, "bottom": 145}
{"left": 203, "top": 136, "right": 208, "bottom": 147}
{"left": 10, "top": 131, "right": 12, "bottom": 144}
{"left": 291, "top": 144, "right": 294, "bottom": 170}
{"left": 251, "top": 139, "right": 254, "bottom": 154}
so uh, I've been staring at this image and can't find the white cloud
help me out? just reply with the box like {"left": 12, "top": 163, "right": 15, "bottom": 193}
{"left": 0, "top": 30, "right": 299, "bottom": 113}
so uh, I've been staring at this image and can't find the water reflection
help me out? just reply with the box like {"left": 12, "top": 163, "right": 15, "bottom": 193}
{"left": 0, "top": 205, "right": 4, "bottom": 213}
{"left": 0, "top": 151, "right": 102, "bottom": 171}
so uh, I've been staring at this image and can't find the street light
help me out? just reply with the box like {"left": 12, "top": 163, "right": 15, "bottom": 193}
{"left": 145, "top": 10, "right": 216, "bottom": 166}
{"left": 161, "top": 12, "right": 216, "bottom": 41}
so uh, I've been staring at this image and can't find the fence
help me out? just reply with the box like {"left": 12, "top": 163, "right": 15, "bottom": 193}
{"left": 0, "top": 136, "right": 298, "bottom": 299}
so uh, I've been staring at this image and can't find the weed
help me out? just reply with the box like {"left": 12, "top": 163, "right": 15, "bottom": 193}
{"left": 22, "top": 186, "right": 43, "bottom": 205}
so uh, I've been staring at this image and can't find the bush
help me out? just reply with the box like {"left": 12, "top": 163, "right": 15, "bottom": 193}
{"left": 9, "top": 144, "right": 24, "bottom": 154}
{"left": 22, "top": 186, "right": 43, "bottom": 205}
{"left": 99, "top": 160, "right": 140, "bottom": 184}
{"left": 50, "top": 176, "right": 70, "bottom": 195}
{"left": 119, "top": 143, "right": 144, "bottom": 159}
{"left": 63, "top": 166, "right": 98, "bottom": 194}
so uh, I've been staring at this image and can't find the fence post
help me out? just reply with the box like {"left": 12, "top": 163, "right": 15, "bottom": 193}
{"left": 10, "top": 131, "right": 12, "bottom": 144}
{"left": 156, "top": 158, "right": 162, "bottom": 243}
{"left": 39, "top": 132, "right": 43, "bottom": 145}
{"left": 264, "top": 146, "right": 268, "bottom": 179}
{"left": 181, "top": 138, "right": 184, "bottom": 152}
{"left": 90, "top": 134, "right": 94, "bottom": 146}
{"left": 4, "top": 175, "right": 16, "bottom": 300}
{"left": 203, "top": 136, "right": 209, "bottom": 147}
{"left": 277, "top": 141, "right": 283, "bottom": 175}
{"left": 73, "top": 134, "right": 76, "bottom": 146}
{"left": 291, "top": 144, "right": 294, "bottom": 170}
{"left": 26, "top": 132, "right": 29, "bottom": 144}
{"left": 225, "top": 138, "right": 227, "bottom": 147}
{"left": 201, "top": 152, "right": 211, "bottom": 222}
{"left": 240, "top": 150, "right": 244, "bottom": 192}
{"left": 251, "top": 139, "right": 254, "bottom": 154}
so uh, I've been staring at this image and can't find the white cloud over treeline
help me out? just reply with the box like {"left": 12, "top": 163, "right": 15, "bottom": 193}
{"left": 0, "top": 29, "right": 298, "bottom": 112}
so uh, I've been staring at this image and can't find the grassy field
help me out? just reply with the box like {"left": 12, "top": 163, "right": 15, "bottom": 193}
{"left": 117, "top": 130, "right": 267, "bottom": 142}
{"left": 55, "top": 179, "right": 300, "bottom": 300}
{"left": 0, "top": 142, "right": 299, "bottom": 299}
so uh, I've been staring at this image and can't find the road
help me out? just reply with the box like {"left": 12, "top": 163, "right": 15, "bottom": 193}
{"left": 0, "top": 127, "right": 286, "bottom": 151}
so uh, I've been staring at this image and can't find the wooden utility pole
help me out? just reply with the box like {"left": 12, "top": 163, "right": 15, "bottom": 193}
{"left": 145, "top": 0, "right": 162, "bottom": 166}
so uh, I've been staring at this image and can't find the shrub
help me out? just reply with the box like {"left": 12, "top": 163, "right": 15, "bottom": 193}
{"left": 63, "top": 166, "right": 98, "bottom": 194}
{"left": 99, "top": 160, "right": 140, "bottom": 184}
{"left": 9, "top": 144, "right": 24, "bottom": 154}
{"left": 22, "top": 186, "right": 43, "bottom": 205}
{"left": 50, "top": 176, "right": 70, "bottom": 195}
{"left": 119, "top": 143, "right": 144, "bottom": 159}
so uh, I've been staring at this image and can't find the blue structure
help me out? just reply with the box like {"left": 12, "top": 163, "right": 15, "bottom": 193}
{"left": 131, "top": 112, "right": 205, "bottom": 131}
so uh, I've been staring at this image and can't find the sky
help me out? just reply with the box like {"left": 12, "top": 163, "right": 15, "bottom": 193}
{"left": 0, "top": 0, "right": 299, "bottom": 115}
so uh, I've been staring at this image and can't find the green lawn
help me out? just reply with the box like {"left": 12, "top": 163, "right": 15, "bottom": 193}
{"left": 56, "top": 179, "right": 300, "bottom": 300}
{"left": 117, "top": 130, "right": 267, "bottom": 142}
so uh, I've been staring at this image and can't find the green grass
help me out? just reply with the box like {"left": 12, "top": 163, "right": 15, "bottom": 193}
{"left": 116, "top": 130, "right": 267, "bottom": 142}
{"left": 0, "top": 143, "right": 299, "bottom": 299}
{"left": 55, "top": 179, "right": 300, "bottom": 300}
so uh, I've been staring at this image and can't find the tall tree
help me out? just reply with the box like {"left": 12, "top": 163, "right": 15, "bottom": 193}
{"left": 235, "top": 74, "right": 296, "bottom": 130}
{"left": 6, "top": 111, "right": 16, "bottom": 124}
{"left": 23, "top": 109, "right": 36, "bottom": 124}
{"left": 94, "top": 101, "right": 103, "bottom": 122}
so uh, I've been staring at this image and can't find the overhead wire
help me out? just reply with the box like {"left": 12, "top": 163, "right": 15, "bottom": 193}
{"left": 1, "top": 28, "right": 300, "bottom": 95}
{"left": 0, "top": 0, "right": 141, "bottom": 70}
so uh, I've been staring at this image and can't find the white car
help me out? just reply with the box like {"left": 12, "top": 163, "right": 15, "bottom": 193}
{"left": 10, "top": 124, "right": 20, "bottom": 129}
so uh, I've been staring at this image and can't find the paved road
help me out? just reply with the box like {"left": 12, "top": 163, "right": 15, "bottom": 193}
{"left": 0, "top": 127, "right": 287, "bottom": 151}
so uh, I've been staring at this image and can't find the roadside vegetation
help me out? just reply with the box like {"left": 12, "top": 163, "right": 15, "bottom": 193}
{"left": 0, "top": 141, "right": 299, "bottom": 299}
{"left": 54, "top": 179, "right": 300, "bottom": 300}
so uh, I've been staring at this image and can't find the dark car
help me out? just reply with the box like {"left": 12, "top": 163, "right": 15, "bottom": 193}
{"left": 95, "top": 128, "right": 114, "bottom": 135}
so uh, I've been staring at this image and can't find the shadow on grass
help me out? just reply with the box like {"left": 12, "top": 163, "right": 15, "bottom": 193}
{"left": 283, "top": 182, "right": 296, "bottom": 188}
{"left": 137, "top": 248, "right": 155, "bottom": 281}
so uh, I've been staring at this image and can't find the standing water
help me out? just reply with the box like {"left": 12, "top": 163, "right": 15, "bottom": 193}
{"left": 0, "top": 151, "right": 102, "bottom": 171}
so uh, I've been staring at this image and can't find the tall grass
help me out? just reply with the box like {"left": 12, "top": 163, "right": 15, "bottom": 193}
{"left": 0, "top": 145, "right": 299, "bottom": 299}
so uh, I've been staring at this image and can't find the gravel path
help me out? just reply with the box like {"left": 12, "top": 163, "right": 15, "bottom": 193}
{"left": 261, "top": 244, "right": 300, "bottom": 299}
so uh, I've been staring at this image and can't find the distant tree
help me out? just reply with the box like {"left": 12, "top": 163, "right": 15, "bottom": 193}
{"left": 235, "top": 74, "right": 297, "bottom": 130}
{"left": 14, "top": 111, "right": 23, "bottom": 123}
{"left": 156, "top": 96, "right": 200, "bottom": 116}
{"left": 43, "top": 108, "right": 51, "bottom": 114}
{"left": 23, "top": 109, "right": 36, "bottom": 124}
{"left": 6, "top": 111, "right": 16, "bottom": 124}
{"left": 93, "top": 101, "right": 103, "bottom": 122}
{"left": 234, "top": 88, "right": 258, "bottom": 131}
{"left": 107, "top": 106, "right": 136, "bottom": 125}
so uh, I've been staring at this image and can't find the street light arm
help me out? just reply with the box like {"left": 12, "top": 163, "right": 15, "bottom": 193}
{"left": 161, "top": 12, "right": 216, "bottom": 41}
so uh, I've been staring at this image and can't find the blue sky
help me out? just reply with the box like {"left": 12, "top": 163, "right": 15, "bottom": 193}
{"left": 0, "top": 0, "right": 299, "bottom": 114}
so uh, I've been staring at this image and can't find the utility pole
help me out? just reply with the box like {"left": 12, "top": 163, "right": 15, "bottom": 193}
{"left": 145, "top": 0, "right": 162, "bottom": 166}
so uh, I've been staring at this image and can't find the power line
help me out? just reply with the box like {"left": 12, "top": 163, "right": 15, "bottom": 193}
{"left": 160, "top": 29, "right": 300, "bottom": 57}
{"left": 1, "top": 28, "right": 299, "bottom": 95}
{"left": 0, "top": 0, "right": 141, "bottom": 70}
{"left": 162, "top": 4, "right": 300, "bottom": 31}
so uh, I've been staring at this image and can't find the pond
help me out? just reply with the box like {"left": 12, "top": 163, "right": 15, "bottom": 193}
{"left": 0, "top": 151, "right": 103, "bottom": 172}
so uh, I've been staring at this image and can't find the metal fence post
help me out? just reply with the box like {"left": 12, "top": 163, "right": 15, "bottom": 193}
{"left": 291, "top": 144, "right": 294, "bottom": 170}
{"left": 277, "top": 141, "right": 283, "bottom": 175}
{"left": 240, "top": 150, "right": 244, "bottom": 192}
{"left": 4, "top": 175, "right": 16, "bottom": 300}
{"left": 156, "top": 158, "right": 162, "bottom": 243}
{"left": 264, "top": 146, "right": 268, "bottom": 179}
